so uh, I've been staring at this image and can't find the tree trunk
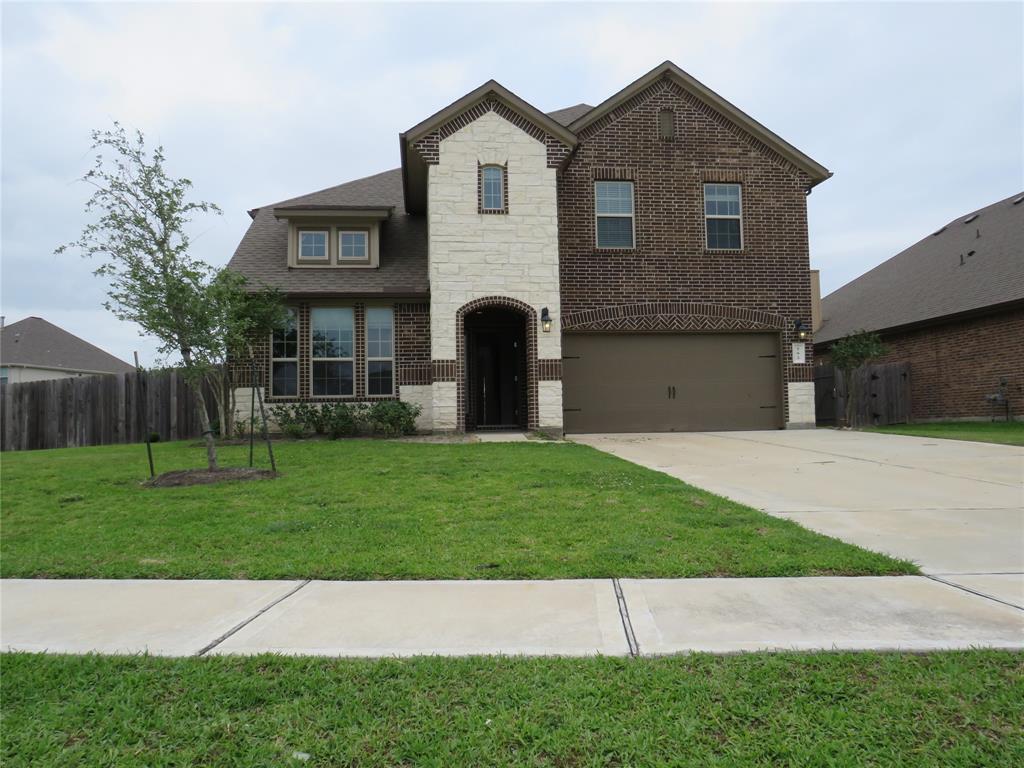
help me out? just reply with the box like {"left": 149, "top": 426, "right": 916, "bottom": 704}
{"left": 193, "top": 385, "right": 219, "bottom": 471}
{"left": 843, "top": 369, "right": 855, "bottom": 428}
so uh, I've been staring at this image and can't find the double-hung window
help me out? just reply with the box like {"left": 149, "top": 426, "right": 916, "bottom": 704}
{"left": 270, "top": 308, "right": 298, "bottom": 397}
{"left": 480, "top": 165, "right": 505, "bottom": 212}
{"left": 704, "top": 183, "right": 743, "bottom": 250}
{"left": 310, "top": 307, "right": 354, "bottom": 396}
{"left": 595, "top": 181, "right": 635, "bottom": 249}
{"left": 366, "top": 307, "right": 394, "bottom": 396}
{"left": 298, "top": 230, "right": 328, "bottom": 261}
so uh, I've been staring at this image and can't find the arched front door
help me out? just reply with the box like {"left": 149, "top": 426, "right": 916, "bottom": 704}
{"left": 464, "top": 306, "right": 527, "bottom": 429}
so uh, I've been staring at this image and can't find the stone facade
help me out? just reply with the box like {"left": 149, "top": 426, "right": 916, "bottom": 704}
{"left": 557, "top": 75, "right": 817, "bottom": 426}
{"left": 425, "top": 108, "right": 563, "bottom": 431}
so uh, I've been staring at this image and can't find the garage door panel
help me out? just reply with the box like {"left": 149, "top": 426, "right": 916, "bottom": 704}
{"left": 563, "top": 333, "right": 781, "bottom": 433}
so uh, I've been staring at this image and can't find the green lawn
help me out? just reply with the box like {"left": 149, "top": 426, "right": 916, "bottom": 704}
{"left": 864, "top": 421, "right": 1024, "bottom": 446}
{"left": 2, "top": 651, "right": 1021, "bottom": 767}
{"left": 0, "top": 439, "right": 914, "bottom": 579}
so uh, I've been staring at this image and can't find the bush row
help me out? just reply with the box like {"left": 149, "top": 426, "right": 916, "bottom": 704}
{"left": 268, "top": 401, "right": 422, "bottom": 439}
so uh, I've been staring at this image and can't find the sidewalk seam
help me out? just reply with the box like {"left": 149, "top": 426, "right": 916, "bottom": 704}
{"left": 612, "top": 578, "right": 640, "bottom": 657}
{"left": 925, "top": 574, "right": 1024, "bottom": 612}
{"left": 196, "top": 580, "right": 311, "bottom": 657}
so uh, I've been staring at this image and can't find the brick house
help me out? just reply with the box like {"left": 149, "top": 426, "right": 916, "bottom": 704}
{"left": 815, "top": 193, "right": 1024, "bottom": 422}
{"left": 228, "top": 61, "right": 831, "bottom": 434}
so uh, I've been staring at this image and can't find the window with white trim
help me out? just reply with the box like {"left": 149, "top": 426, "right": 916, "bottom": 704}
{"left": 480, "top": 165, "right": 505, "bottom": 212}
{"left": 270, "top": 308, "right": 298, "bottom": 397}
{"left": 298, "top": 230, "right": 328, "bottom": 261}
{"left": 595, "top": 181, "right": 634, "bottom": 248}
{"left": 338, "top": 230, "right": 368, "bottom": 261}
{"left": 310, "top": 307, "right": 354, "bottom": 396}
{"left": 366, "top": 307, "right": 394, "bottom": 396}
{"left": 704, "top": 183, "right": 743, "bottom": 250}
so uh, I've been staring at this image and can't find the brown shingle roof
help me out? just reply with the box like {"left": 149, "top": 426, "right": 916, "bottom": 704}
{"left": 546, "top": 103, "right": 594, "bottom": 126}
{"left": 227, "top": 168, "right": 428, "bottom": 296}
{"left": 1, "top": 317, "right": 135, "bottom": 374}
{"left": 816, "top": 192, "right": 1024, "bottom": 343}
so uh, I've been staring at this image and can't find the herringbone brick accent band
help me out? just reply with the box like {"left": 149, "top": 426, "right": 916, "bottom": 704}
{"left": 561, "top": 303, "right": 787, "bottom": 332}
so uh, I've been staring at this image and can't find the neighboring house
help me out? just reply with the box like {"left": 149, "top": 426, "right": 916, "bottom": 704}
{"left": 0, "top": 316, "right": 135, "bottom": 384}
{"left": 228, "top": 61, "right": 831, "bottom": 434}
{"left": 815, "top": 193, "right": 1024, "bottom": 422}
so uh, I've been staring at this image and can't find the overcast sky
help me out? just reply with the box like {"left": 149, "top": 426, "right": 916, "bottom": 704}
{"left": 2, "top": 1, "right": 1021, "bottom": 366}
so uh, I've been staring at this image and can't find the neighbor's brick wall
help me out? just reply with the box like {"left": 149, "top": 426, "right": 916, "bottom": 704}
{"left": 557, "top": 74, "right": 817, "bottom": 423}
{"left": 867, "top": 308, "right": 1024, "bottom": 421}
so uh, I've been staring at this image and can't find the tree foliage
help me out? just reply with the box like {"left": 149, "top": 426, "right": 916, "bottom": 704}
{"left": 830, "top": 330, "right": 887, "bottom": 427}
{"left": 58, "top": 123, "right": 284, "bottom": 470}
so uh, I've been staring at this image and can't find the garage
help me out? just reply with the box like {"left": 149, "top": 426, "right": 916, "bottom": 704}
{"left": 562, "top": 333, "right": 782, "bottom": 433}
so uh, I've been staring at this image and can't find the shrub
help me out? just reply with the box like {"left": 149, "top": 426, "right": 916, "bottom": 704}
{"left": 366, "top": 400, "right": 421, "bottom": 437}
{"left": 270, "top": 404, "right": 308, "bottom": 439}
{"left": 322, "top": 403, "right": 364, "bottom": 440}
{"left": 233, "top": 418, "right": 250, "bottom": 439}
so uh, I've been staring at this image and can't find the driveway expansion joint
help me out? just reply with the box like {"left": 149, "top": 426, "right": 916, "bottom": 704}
{"left": 925, "top": 574, "right": 1024, "bottom": 612}
{"left": 195, "top": 580, "right": 311, "bottom": 656}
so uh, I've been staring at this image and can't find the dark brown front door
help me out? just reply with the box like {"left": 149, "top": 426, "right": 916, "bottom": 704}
{"left": 465, "top": 308, "right": 526, "bottom": 429}
{"left": 562, "top": 333, "right": 782, "bottom": 433}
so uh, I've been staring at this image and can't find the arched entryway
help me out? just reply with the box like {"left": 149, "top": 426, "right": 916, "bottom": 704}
{"left": 456, "top": 297, "right": 538, "bottom": 432}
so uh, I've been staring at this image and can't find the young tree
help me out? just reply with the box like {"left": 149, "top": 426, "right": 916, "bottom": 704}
{"left": 830, "top": 330, "right": 887, "bottom": 428}
{"left": 58, "top": 123, "right": 284, "bottom": 470}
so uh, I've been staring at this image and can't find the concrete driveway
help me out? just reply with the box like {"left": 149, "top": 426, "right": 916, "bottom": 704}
{"left": 575, "top": 430, "right": 1024, "bottom": 602}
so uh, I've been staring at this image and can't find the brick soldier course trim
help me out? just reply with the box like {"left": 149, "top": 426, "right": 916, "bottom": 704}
{"left": 453, "top": 296, "right": 539, "bottom": 431}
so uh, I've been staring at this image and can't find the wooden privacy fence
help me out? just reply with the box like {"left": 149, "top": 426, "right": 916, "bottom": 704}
{"left": 0, "top": 370, "right": 216, "bottom": 452}
{"left": 814, "top": 362, "right": 911, "bottom": 427}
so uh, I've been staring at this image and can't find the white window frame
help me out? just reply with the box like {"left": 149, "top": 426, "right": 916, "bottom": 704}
{"left": 269, "top": 308, "right": 298, "bottom": 398}
{"left": 594, "top": 181, "right": 635, "bottom": 249}
{"left": 365, "top": 306, "right": 395, "bottom": 397}
{"left": 703, "top": 183, "right": 744, "bottom": 251}
{"left": 297, "top": 229, "right": 329, "bottom": 262}
{"left": 337, "top": 230, "right": 369, "bottom": 262}
{"left": 480, "top": 165, "right": 505, "bottom": 212}
{"left": 309, "top": 307, "right": 355, "bottom": 399}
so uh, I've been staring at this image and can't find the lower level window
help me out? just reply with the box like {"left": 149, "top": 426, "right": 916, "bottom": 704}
{"left": 366, "top": 307, "right": 394, "bottom": 396}
{"left": 270, "top": 308, "right": 298, "bottom": 397}
{"left": 311, "top": 307, "right": 354, "bottom": 396}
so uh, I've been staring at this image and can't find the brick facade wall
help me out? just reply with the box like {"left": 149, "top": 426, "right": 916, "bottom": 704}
{"left": 557, "top": 75, "right": 817, "bottom": 424}
{"left": 865, "top": 308, "right": 1024, "bottom": 421}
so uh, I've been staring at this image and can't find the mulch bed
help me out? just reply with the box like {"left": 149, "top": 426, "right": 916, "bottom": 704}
{"left": 144, "top": 468, "right": 276, "bottom": 488}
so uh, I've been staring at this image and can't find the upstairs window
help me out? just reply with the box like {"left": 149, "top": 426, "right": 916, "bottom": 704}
{"left": 704, "top": 183, "right": 743, "bottom": 250}
{"left": 270, "top": 308, "right": 298, "bottom": 397}
{"left": 480, "top": 165, "right": 506, "bottom": 213}
{"left": 366, "top": 307, "right": 394, "bottom": 396}
{"left": 595, "top": 181, "right": 635, "bottom": 249}
{"left": 310, "top": 307, "right": 354, "bottom": 397}
{"left": 298, "top": 230, "right": 328, "bottom": 261}
{"left": 338, "top": 230, "right": 368, "bottom": 261}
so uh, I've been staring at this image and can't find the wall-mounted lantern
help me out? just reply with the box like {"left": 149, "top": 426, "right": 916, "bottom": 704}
{"left": 793, "top": 319, "right": 809, "bottom": 341}
{"left": 541, "top": 307, "right": 553, "bottom": 333}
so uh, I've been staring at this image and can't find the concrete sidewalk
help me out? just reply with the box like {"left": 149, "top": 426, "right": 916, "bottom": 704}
{"left": 2, "top": 576, "right": 1021, "bottom": 658}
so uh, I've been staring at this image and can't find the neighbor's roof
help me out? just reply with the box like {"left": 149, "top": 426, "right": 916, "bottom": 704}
{"left": 816, "top": 192, "right": 1024, "bottom": 343}
{"left": 227, "top": 168, "right": 428, "bottom": 296}
{"left": 1, "top": 317, "right": 135, "bottom": 374}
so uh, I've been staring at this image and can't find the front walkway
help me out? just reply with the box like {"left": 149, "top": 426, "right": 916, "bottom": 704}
{"left": 2, "top": 576, "right": 1021, "bottom": 657}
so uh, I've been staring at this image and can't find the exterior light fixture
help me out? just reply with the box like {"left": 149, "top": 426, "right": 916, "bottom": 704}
{"left": 541, "top": 307, "right": 553, "bottom": 333}
{"left": 793, "top": 319, "right": 808, "bottom": 341}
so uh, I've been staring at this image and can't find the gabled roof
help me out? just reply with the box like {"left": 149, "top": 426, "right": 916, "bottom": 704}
{"left": 546, "top": 103, "right": 594, "bottom": 126}
{"left": 227, "top": 168, "right": 428, "bottom": 296}
{"left": 1, "top": 317, "right": 135, "bottom": 374}
{"left": 569, "top": 61, "right": 832, "bottom": 185}
{"left": 816, "top": 192, "right": 1024, "bottom": 343}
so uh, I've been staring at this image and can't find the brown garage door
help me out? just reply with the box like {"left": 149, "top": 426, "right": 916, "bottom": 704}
{"left": 562, "top": 333, "right": 782, "bottom": 433}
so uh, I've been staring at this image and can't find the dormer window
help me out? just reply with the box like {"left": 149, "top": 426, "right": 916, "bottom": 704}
{"left": 298, "top": 230, "right": 328, "bottom": 261}
{"left": 339, "top": 231, "right": 368, "bottom": 261}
